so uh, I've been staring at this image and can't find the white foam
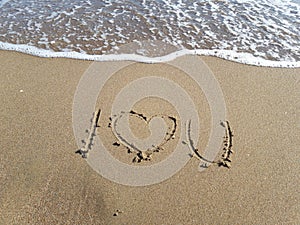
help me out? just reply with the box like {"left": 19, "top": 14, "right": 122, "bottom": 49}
{"left": 0, "top": 0, "right": 10, "bottom": 8}
{"left": 0, "top": 41, "right": 299, "bottom": 68}
{"left": 1, "top": 0, "right": 299, "bottom": 67}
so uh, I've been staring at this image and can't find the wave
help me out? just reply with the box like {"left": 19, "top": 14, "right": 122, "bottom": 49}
{"left": 1, "top": 41, "right": 299, "bottom": 67}
{"left": 0, "top": 0, "right": 299, "bottom": 67}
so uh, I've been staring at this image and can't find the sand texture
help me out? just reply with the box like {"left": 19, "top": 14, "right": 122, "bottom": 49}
{"left": 0, "top": 50, "right": 299, "bottom": 224}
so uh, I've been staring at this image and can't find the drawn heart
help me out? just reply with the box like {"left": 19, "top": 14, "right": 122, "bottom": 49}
{"left": 112, "top": 112, "right": 170, "bottom": 152}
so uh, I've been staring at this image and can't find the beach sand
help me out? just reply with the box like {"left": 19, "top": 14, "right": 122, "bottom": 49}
{"left": 0, "top": 50, "right": 299, "bottom": 224}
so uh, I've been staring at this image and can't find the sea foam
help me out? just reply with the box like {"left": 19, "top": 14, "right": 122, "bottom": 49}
{"left": 0, "top": 0, "right": 299, "bottom": 67}
{"left": 1, "top": 41, "right": 299, "bottom": 67}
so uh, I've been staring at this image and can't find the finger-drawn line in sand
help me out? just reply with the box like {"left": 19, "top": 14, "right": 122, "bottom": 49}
{"left": 75, "top": 109, "right": 101, "bottom": 158}
{"left": 185, "top": 119, "right": 215, "bottom": 168}
{"left": 108, "top": 110, "right": 234, "bottom": 167}
{"left": 185, "top": 120, "right": 234, "bottom": 168}
{"left": 73, "top": 53, "right": 227, "bottom": 186}
{"left": 110, "top": 110, "right": 177, "bottom": 163}
{"left": 218, "top": 121, "right": 234, "bottom": 168}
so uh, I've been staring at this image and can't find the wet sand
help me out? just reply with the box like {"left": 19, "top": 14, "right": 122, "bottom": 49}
{"left": 0, "top": 50, "right": 299, "bottom": 224}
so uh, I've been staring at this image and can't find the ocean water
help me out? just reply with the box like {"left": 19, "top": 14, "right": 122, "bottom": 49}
{"left": 0, "top": 0, "right": 299, "bottom": 67}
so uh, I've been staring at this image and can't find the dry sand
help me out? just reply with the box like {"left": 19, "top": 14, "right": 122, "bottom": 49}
{"left": 0, "top": 50, "right": 299, "bottom": 224}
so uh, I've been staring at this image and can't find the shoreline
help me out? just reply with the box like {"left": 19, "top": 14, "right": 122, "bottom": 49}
{"left": 1, "top": 43, "right": 300, "bottom": 68}
{"left": 1, "top": 50, "right": 299, "bottom": 224}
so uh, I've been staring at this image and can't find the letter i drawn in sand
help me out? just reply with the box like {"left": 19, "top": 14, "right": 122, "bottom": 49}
{"left": 76, "top": 109, "right": 101, "bottom": 158}
{"left": 218, "top": 121, "right": 234, "bottom": 168}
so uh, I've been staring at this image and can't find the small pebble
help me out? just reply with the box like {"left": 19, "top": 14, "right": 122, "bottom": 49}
{"left": 113, "top": 209, "right": 122, "bottom": 216}
{"left": 113, "top": 142, "right": 120, "bottom": 146}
